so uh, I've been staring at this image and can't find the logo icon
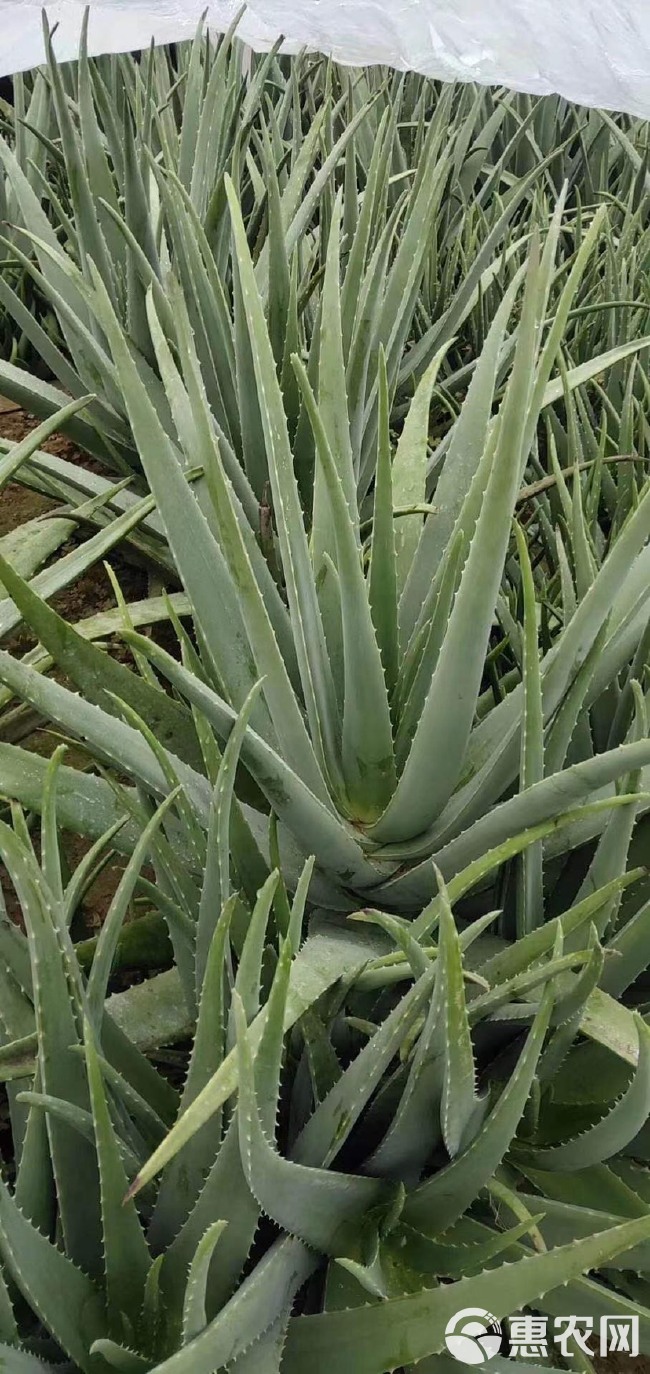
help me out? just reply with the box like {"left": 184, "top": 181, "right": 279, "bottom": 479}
{"left": 445, "top": 1308, "right": 503, "bottom": 1364}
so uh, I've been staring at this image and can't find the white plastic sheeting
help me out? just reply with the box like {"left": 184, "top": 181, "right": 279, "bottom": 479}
{"left": 1, "top": 1, "right": 650, "bottom": 117}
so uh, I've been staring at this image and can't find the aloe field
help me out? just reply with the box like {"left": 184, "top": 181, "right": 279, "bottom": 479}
{"left": 1, "top": 18, "right": 650, "bottom": 1372}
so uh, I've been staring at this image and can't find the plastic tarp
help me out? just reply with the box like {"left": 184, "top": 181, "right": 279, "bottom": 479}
{"left": 1, "top": 1, "right": 650, "bottom": 118}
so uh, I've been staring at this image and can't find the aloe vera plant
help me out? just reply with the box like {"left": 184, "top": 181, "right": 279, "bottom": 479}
{"left": 4, "top": 756, "right": 650, "bottom": 1371}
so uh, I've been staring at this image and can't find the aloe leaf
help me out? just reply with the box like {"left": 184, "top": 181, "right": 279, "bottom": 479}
{"left": 401, "top": 985, "right": 554, "bottom": 1234}
{"left": 292, "top": 958, "right": 438, "bottom": 1171}
{"left": 0, "top": 646, "right": 211, "bottom": 828}
{"left": 0, "top": 395, "right": 93, "bottom": 493}
{"left": 147, "top": 282, "right": 324, "bottom": 799}
{"left": 79, "top": 268, "right": 276, "bottom": 737}
{"left": 340, "top": 106, "right": 392, "bottom": 354}
{"left": 365, "top": 955, "right": 443, "bottom": 1180}
{"left": 391, "top": 345, "right": 447, "bottom": 595}
{"left": 195, "top": 684, "right": 264, "bottom": 991}
{"left": 122, "top": 631, "right": 374, "bottom": 889}
{"left": 373, "top": 241, "right": 541, "bottom": 842}
{"left": 161, "top": 1113, "right": 259, "bottom": 1325}
{"left": 129, "top": 922, "right": 384, "bottom": 1195}
{"left": 182, "top": 1220, "right": 228, "bottom": 1342}
{"left": 90, "top": 1342, "right": 151, "bottom": 1372}
{"left": 282, "top": 1214, "right": 650, "bottom": 1374}
{"left": 84, "top": 1023, "right": 152, "bottom": 1332}
{"left": 228, "top": 1315, "right": 289, "bottom": 1373}
{"left": 0, "top": 515, "right": 74, "bottom": 595}
{"left": 0, "top": 1178, "right": 105, "bottom": 1372}
{"left": 541, "top": 336, "right": 650, "bottom": 412}
{"left": 514, "top": 1193, "right": 650, "bottom": 1271}
{"left": 579, "top": 986, "right": 643, "bottom": 1069}
{"left": 368, "top": 350, "right": 399, "bottom": 702}
{"left": 311, "top": 196, "right": 357, "bottom": 566}
{"left": 0, "top": 133, "right": 90, "bottom": 332}
{"left": 233, "top": 873, "right": 278, "bottom": 1027}
{"left": 156, "top": 1236, "right": 315, "bottom": 1374}
{"left": 86, "top": 791, "right": 181, "bottom": 1027}
{"left": 571, "top": 684, "right": 647, "bottom": 935}
{"left": 397, "top": 1214, "right": 545, "bottom": 1281}
{"left": 235, "top": 989, "right": 382, "bottom": 1255}
{"left": 514, "top": 521, "right": 545, "bottom": 935}
{"left": 105, "top": 968, "right": 193, "bottom": 1053}
{"left": 0, "top": 490, "right": 158, "bottom": 643}
{"left": 0, "top": 1260, "right": 17, "bottom": 1343}
{"left": 399, "top": 272, "right": 520, "bottom": 641}
{"left": 0, "top": 821, "right": 101, "bottom": 1275}
{"left": 529, "top": 1016, "right": 650, "bottom": 1170}
{"left": 295, "top": 354, "right": 396, "bottom": 818}
{"left": 43, "top": 20, "right": 116, "bottom": 303}
{"left": 437, "top": 873, "right": 479, "bottom": 1160}
{"left": 432, "top": 476, "right": 650, "bottom": 852}
{"left": 602, "top": 898, "right": 650, "bottom": 998}
{"left": 226, "top": 176, "right": 341, "bottom": 789}
{"left": 432, "top": 744, "right": 650, "bottom": 879}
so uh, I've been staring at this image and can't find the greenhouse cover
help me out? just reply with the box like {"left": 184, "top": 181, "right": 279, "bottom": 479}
{"left": 1, "top": 0, "right": 650, "bottom": 116}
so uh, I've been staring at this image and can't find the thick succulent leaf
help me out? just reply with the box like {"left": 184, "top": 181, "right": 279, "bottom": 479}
{"left": 129, "top": 922, "right": 385, "bottom": 1194}
{"left": 366, "top": 952, "right": 443, "bottom": 1180}
{"left": 154, "top": 1237, "right": 314, "bottom": 1374}
{"left": 292, "top": 958, "right": 438, "bottom": 1170}
{"left": 282, "top": 1214, "right": 650, "bottom": 1374}
{"left": 447, "top": 474, "right": 650, "bottom": 840}
{"left": 225, "top": 177, "right": 341, "bottom": 788}
{"left": 233, "top": 873, "right": 278, "bottom": 1026}
{"left": 79, "top": 265, "right": 275, "bottom": 737}
{"left": 0, "top": 1260, "right": 17, "bottom": 1343}
{"left": 0, "top": 489, "right": 160, "bottom": 641}
{"left": 373, "top": 242, "right": 540, "bottom": 842}
{"left": 161, "top": 1112, "right": 260, "bottom": 1326}
{"left": 0, "top": 1178, "right": 105, "bottom": 1372}
{"left": 90, "top": 1342, "right": 151, "bottom": 1371}
{"left": 438, "top": 874, "right": 479, "bottom": 1160}
{"left": 401, "top": 987, "right": 553, "bottom": 1234}
{"left": 84, "top": 1023, "right": 152, "bottom": 1332}
{"left": 235, "top": 992, "right": 383, "bottom": 1255}
{"left": 513, "top": 1193, "right": 650, "bottom": 1271}
{"left": 146, "top": 284, "right": 325, "bottom": 800}
{"left": 195, "top": 683, "right": 263, "bottom": 992}
{"left": 0, "top": 647, "right": 211, "bottom": 827}
{"left": 571, "top": 685, "right": 647, "bottom": 935}
{"left": 105, "top": 969, "right": 193, "bottom": 1053}
{"left": 0, "top": 821, "right": 101, "bottom": 1276}
{"left": 86, "top": 791, "right": 180, "bottom": 1027}
{"left": 399, "top": 272, "right": 521, "bottom": 642}
{"left": 391, "top": 346, "right": 447, "bottom": 596}
{"left": 311, "top": 196, "right": 357, "bottom": 573}
{"left": 0, "top": 514, "right": 73, "bottom": 595}
{"left": 541, "top": 336, "right": 650, "bottom": 412}
{"left": 295, "top": 354, "right": 396, "bottom": 819}
{"left": 122, "top": 632, "right": 375, "bottom": 890}
{"left": 182, "top": 1220, "right": 228, "bottom": 1342}
{"left": 368, "top": 351, "right": 399, "bottom": 702}
{"left": 514, "top": 521, "right": 545, "bottom": 935}
{"left": 431, "top": 745, "right": 650, "bottom": 880}
{"left": 602, "top": 898, "right": 650, "bottom": 997}
{"left": 528, "top": 1016, "right": 650, "bottom": 1170}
